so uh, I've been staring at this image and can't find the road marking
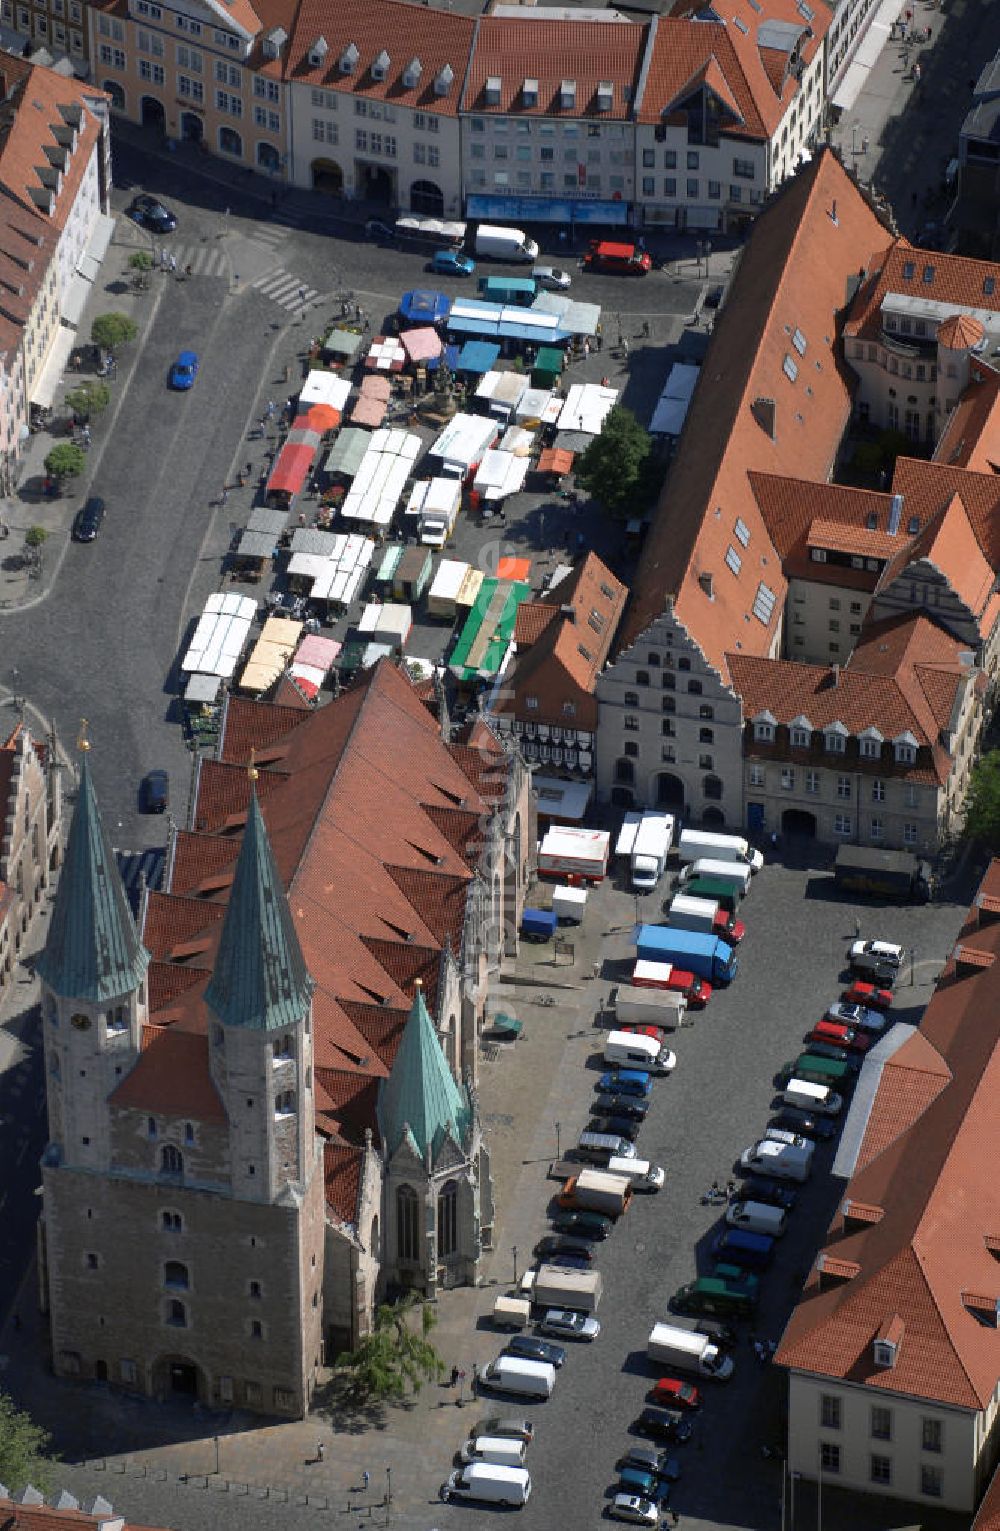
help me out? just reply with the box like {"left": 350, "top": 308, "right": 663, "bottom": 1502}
{"left": 251, "top": 223, "right": 286, "bottom": 247}
{"left": 167, "top": 244, "right": 227, "bottom": 278}
{"left": 249, "top": 267, "right": 321, "bottom": 311}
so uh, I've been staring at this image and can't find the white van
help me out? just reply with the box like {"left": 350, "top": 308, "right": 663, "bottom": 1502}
{"left": 604, "top": 1030, "right": 676, "bottom": 1075}
{"left": 441, "top": 1463, "right": 532, "bottom": 1506}
{"left": 678, "top": 858, "right": 752, "bottom": 895}
{"left": 578, "top": 1131, "right": 636, "bottom": 1163}
{"left": 460, "top": 1434, "right": 528, "bottom": 1468}
{"left": 607, "top": 1155, "right": 665, "bottom": 1191}
{"left": 482, "top": 1355, "right": 556, "bottom": 1399}
{"left": 783, "top": 1078, "right": 843, "bottom": 1116}
{"left": 726, "top": 1199, "right": 788, "bottom": 1238}
{"left": 677, "top": 829, "right": 764, "bottom": 873}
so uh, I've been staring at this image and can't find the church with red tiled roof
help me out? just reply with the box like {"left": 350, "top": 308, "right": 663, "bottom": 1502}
{"left": 36, "top": 662, "right": 530, "bottom": 1416}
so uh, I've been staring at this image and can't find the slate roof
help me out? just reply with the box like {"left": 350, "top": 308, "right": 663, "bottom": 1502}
{"left": 377, "top": 981, "right": 470, "bottom": 1162}
{"left": 776, "top": 868, "right": 1000, "bottom": 1411}
{"left": 37, "top": 753, "right": 150, "bottom": 1004}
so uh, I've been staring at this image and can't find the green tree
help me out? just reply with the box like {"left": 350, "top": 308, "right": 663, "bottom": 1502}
{"left": 336, "top": 1292, "right": 443, "bottom": 1402}
{"left": 64, "top": 382, "right": 110, "bottom": 420}
{"left": 44, "top": 443, "right": 87, "bottom": 482}
{"left": 574, "top": 405, "right": 654, "bottom": 518}
{"left": 962, "top": 750, "right": 1000, "bottom": 851}
{"left": 91, "top": 313, "right": 137, "bottom": 352}
{"left": 0, "top": 1391, "right": 54, "bottom": 1493}
{"left": 25, "top": 526, "right": 48, "bottom": 548}
{"left": 128, "top": 251, "right": 153, "bottom": 272}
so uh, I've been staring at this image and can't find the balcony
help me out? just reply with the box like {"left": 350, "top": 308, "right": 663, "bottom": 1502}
{"left": 879, "top": 326, "right": 933, "bottom": 358}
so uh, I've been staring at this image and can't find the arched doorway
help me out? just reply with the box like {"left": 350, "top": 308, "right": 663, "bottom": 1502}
{"left": 257, "top": 141, "right": 280, "bottom": 173}
{"left": 610, "top": 786, "right": 634, "bottom": 809}
{"left": 655, "top": 772, "right": 685, "bottom": 808}
{"left": 218, "top": 126, "right": 243, "bottom": 159}
{"left": 180, "top": 112, "right": 203, "bottom": 143}
{"left": 411, "top": 179, "right": 444, "bottom": 215}
{"left": 140, "top": 96, "right": 166, "bottom": 131}
{"left": 359, "top": 163, "right": 394, "bottom": 203}
{"left": 169, "top": 1360, "right": 198, "bottom": 1395}
{"left": 782, "top": 808, "right": 817, "bottom": 838}
{"left": 312, "top": 158, "right": 343, "bottom": 195}
{"left": 102, "top": 80, "right": 125, "bottom": 111}
{"left": 702, "top": 806, "right": 726, "bottom": 826}
{"left": 94, "top": 1359, "right": 108, "bottom": 1382}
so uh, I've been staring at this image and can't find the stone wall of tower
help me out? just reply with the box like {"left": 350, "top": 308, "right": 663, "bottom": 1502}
{"left": 40, "top": 980, "right": 147, "bottom": 1173}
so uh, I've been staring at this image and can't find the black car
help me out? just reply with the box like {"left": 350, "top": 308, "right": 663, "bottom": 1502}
{"left": 127, "top": 194, "right": 178, "bottom": 233}
{"left": 849, "top": 952, "right": 898, "bottom": 985}
{"left": 633, "top": 1409, "right": 693, "bottom": 1445}
{"left": 740, "top": 1176, "right": 798, "bottom": 1211}
{"left": 587, "top": 1116, "right": 641, "bottom": 1143}
{"left": 504, "top": 1336, "right": 566, "bottom": 1368}
{"left": 771, "top": 1108, "right": 838, "bottom": 1142}
{"left": 551, "top": 1209, "right": 612, "bottom": 1240}
{"left": 694, "top": 1318, "right": 738, "bottom": 1349}
{"left": 72, "top": 495, "right": 105, "bottom": 542}
{"left": 534, "top": 1234, "right": 594, "bottom": 1263}
{"left": 142, "top": 769, "right": 169, "bottom": 814}
{"left": 593, "top": 1094, "right": 649, "bottom": 1121}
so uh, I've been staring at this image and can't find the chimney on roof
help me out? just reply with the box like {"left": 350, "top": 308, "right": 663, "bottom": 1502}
{"left": 559, "top": 604, "right": 576, "bottom": 621}
{"left": 751, "top": 396, "right": 776, "bottom": 440}
{"left": 831, "top": 662, "right": 840, "bottom": 686}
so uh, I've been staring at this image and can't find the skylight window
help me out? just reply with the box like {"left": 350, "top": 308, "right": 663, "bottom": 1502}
{"left": 734, "top": 517, "right": 750, "bottom": 547}
{"left": 902, "top": 260, "right": 915, "bottom": 280}
{"left": 792, "top": 327, "right": 807, "bottom": 356}
{"left": 733, "top": 15, "right": 748, "bottom": 33}
{"left": 783, "top": 354, "right": 799, "bottom": 383}
{"left": 752, "top": 582, "right": 776, "bottom": 624}
{"left": 923, "top": 264, "right": 935, "bottom": 284}
{"left": 725, "top": 545, "right": 742, "bottom": 576}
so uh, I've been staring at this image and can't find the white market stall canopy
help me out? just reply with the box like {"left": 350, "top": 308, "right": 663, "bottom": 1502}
{"left": 515, "top": 386, "right": 561, "bottom": 425}
{"left": 649, "top": 362, "right": 701, "bottom": 435}
{"left": 340, "top": 429, "right": 422, "bottom": 528}
{"left": 498, "top": 424, "right": 535, "bottom": 457}
{"left": 357, "top": 600, "right": 412, "bottom": 649}
{"left": 557, "top": 383, "right": 618, "bottom": 435}
{"left": 430, "top": 412, "right": 499, "bottom": 474}
{"left": 181, "top": 592, "right": 257, "bottom": 678}
{"left": 532, "top": 292, "right": 602, "bottom": 337}
{"left": 474, "top": 449, "right": 530, "bottom": 502}
{"left": 287, "top": 531, "right": 375, "bottom": 606}
{"left": 299, "top": 371, "right": 353, "bottom": 411}
{"left": 475, "top": 370, "right": 529, "bottom": 418}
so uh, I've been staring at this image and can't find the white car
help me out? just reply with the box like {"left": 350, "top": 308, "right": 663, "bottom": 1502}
{"left": 532, "top": 264, "right": 572, "bottom": 290}
{"left": 610, "top": 1494, "right": 659, "bottom": 1526}
{"left": 763, "top": 1127, "right": 811, "bottom": 1150}
{"left": 538, "top": 1308, "right": 601, "bottom": 1341}
{"left": 849, "top": 939, "right": 904, "bottom": 967}
{"left": 825, "top": 1001, "right": 887, "bottom": 1033}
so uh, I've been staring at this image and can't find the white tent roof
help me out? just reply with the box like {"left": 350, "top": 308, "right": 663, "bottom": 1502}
{"left": 340, "top": 430, "right": 422, "bottom": 528}
{"left": 180, "top": 592, "right": 257, "bottom": 678}
{"left": 557, "top": 383, "right": 618, "bottom": 435}
{"left": 474, "top": 449, "right": 530, "bottom": 501}
{"left": 299, "top": 371, "right": 353, "bottom": 411}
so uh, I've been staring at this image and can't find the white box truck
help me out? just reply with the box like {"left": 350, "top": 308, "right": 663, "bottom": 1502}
{"left": 631, "top": 812, "right": 674, "bottom": 891}
{"left": 604, "top": 1029, "right": 676, "bottom": 1075}
{"left": 607, "top": 1155, "right": 665, "bottom": 1191}
{"left": 531, "top": 1264, "right": 603, "bottom": 1312}
{"left": 559, "top": 1168, "right": 632, "bottom": 1216}
{"left": 612, "top": 984, "right": 686, "bottom": 1028}
{"left": 677, "top": 829, "right": 763, "bottom": 873}
{"left": 552, "top": 885, "right": 587, "bottom": 923}
{"left": 740, "top": 1138, "right": 813, "bottom": 1182}
{"left": 537, "top": 826, "right": 610, "bottom": 882}
{"left": 482, "top": 1355, "right": 556, "bottom": 1399}
{"left": 648, "top": 1322, "right": 735, "bottom": 1379}
{"left": 473, "top": 224, "right": 539, "bottom": 262}
{"left": 440, "top": 1463, "right": 532, "bottom": 1506}
{"left": 615, "top": 810, "right": 643, "bottom": 864}
{"left": 668, "top": 893, "right": 729, "bottom": 938}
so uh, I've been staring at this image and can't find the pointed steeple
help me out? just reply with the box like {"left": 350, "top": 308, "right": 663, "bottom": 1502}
{"left": 204, "top": 775, "right": 312, "bottom": 1031}
{"left": 37, "top": 722, "right": 149, "bottom": 1003}
{"left": 378, "top": 981, "right": 470, "bottom": 1162}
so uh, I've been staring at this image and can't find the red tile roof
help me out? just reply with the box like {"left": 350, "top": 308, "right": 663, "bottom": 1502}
{"left": 934, "top": 363, "right": 1000, "bottom": 474}
{"left": 0, "top": 1498, "right": 172, "bottom": 1531}
{"left": 463, "top": 17, "right": 648, "bottom": 119}
{"left": 324, "top": 1141, "right": 363, "bottom": 1224}
{"left": 844, "top": 239, "right": 1000, "bottom": 344}
{"left": 776, "top": 865, "right": 1000, "bottom": 1410}
{"left": 616, "top": 149, "right": 891, "bottom": 681}
{"left": 110, "top": 1026, "right": 226, "bottom": 1124}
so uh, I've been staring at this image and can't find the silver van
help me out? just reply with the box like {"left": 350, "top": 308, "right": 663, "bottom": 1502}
{"left": 607, "top": 1155, "right": 664, "bottom": 1191}
{"left": 578, "top": 1131, "right": 636, "bottom": 1164}
{"left": 725, "top": 1199, "right": 788, "bottom": 1238}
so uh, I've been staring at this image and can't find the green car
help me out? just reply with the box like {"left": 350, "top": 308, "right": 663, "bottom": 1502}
{"left": 551, "top": 1209, "right": 613, "bottom": 1239}
{"left": 670, "top": 1275, "right": 758, "bottom": 1318}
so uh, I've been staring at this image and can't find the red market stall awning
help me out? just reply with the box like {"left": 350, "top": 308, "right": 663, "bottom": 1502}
{"left": 294, "top": 403, "right": 341, "bottom": 434}
{"left": 497, "top": 555, "right": 532, "bottom": 582}
{"left": 267, "top": 442, "right": 315, "bottom": 497}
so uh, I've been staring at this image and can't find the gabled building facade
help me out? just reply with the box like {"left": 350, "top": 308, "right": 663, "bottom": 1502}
{"left": 0, "top": 719, "right": 61, "bottom": 996}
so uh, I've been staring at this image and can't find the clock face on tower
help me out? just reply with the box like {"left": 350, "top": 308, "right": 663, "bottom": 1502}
{"left": 71, "top": 1013, "right": 91, "bottom": 1031}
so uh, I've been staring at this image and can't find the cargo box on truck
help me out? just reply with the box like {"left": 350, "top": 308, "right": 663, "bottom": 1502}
{"left": 668, "top": 893, "right": 743, "bottom": 944}
{"left": 521, "top": 908, "right": 557, "bottom": 943}
{"left": 607, "top": 1155, "right": 664, "bottom": 1191}
{"left": 537, "top": 826, "right": 611, "bottom": 882}
{"left": 833, "top": 844, "right": 931, "bottom": 902}
{"left": 678, "top": 859, "right": 752, "bottom": 895}
{"left": 636, "top": 925, "right": 738, "bottom": 985}
{"left": 612, "top": 984, "right": 686, "bottom": 1028}
{"left": 552, "top": 885, "right": 587, "bottom": 923}
{"left": 482, "top": 1355, "right": 556, "bottom": 1399}
{"left": 677, "top": 830, "right": 763, "bottom": 873}
{"left": 531, "top": 1264, "right": 603, "bottom": 1312}
{"left": 647, "top": 1322, "right": 735, "bottom": 1379}
{"left": 493, "top": 1295, "right": 532, "bottom": 1330}
{"left": 631, "top": 812, "right": 674, "bottom": 891}
{"left": 615, "top": 811, "right": 643, "bottom": 863}
{"left": 558, "top": 1168, "right": 632, "bottom": 1217}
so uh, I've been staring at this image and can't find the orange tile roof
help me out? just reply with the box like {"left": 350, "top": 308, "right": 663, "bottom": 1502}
{"left": 324, "top": 1141, "right": 363, "bottom": 1224}
{"left": 940, "top": 313, "right": 986, "bottom": 348}
{"left": 776, "top": 866, "right": 1000, "bottom": 1410}
{"left": 110, "top": 1025, "right": 227, "bottom": 1124}
{"left": 283, "top": 0, "right": 476, "bottom": 117}
{"left": 806, "top": 517, "right": 901, "bottom": 560}
{"left": 0, "top": 1498, "right": 172, "bottom": 1531}
{"left": 876, "top": 492, "right": 996, "bottom": 631}
{"left": 854, "top": 1029, "right": 951, "bottom": 1171}
{"left": 934, "top": 362, "right": 1000, "bottom": 474}
{"left": 463, "top": 17, "right": 648, "bottom": 119}
{"left": 844, "top": 239, "right": 1000, "bottom": 344}
{"left": 616, "top": 149, "right": 891, "bottom": 681}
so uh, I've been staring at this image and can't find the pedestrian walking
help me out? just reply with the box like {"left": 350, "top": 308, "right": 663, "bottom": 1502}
{"left": 185, "top": 263, "right": 193, "bottom": 279}
{"left": 361, "top": 1470, "right": 370, "bottom": 1491}
{"left": 450, "top": 1364, "right": 460, "bottom": 1387}
{"left": 298, "top": 285, "right": 307, "bottom": 308}
{"left": 583, "top": 337, "right": 590, "bottom": 360}
{"left": 854, "top": 915, "right": 861, "bottom": 939}
{"left": 169, "top": 253, "right": 177, "bottom": 275}
{"left": 316, "top": 1441, "right": 325, "bottom": 1462}
{"left": 221, "top": 485, "right": 229, "bottom": 508}
{"left": 642, "top": 319, "right": 651, "bottom": 339}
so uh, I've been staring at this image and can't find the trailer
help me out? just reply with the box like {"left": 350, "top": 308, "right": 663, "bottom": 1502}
{"left": 557, "top": 1168, "right": 632, "bottom": 1217}
{"left": 833, "top": 845, "right": 932, "bottom": 902}
{"left": 537, "top": 826, "right": 610, "bottom": 882}
{"left": 493, "top": 1295, "right": 532, "bottom": 1331}
{"left": 529, "top": 1264, "right": 603, "bottom": 1312}
{"left": 612, "top": 984, "right": 686, "bottom": 1028}
{"left": 552, "top": 885, "right": 587, "bottom": 923}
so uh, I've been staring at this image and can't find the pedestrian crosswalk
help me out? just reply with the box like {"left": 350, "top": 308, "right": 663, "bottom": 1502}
{"left": 160, "top": 243, "right": 228, "bottom": 278}
{"left": 114, "top": 847, "right": 164, "bottom": 915}
{"left": 250, "top": 267, "right": 323, "bottom": 312}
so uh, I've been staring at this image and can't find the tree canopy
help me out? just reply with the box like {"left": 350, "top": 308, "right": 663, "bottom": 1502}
{"left": 962, "top": 750, "right": 1000, "bottom": 852}
{"left": 574, "top": 405, "right": 656, "bottom": 518}
{"left": 91, "top": 313, "right": 137, "bottom": 352}
{"left": 0, "top": 1391, "right": 54, "bottom": 1493}
{"left": 335, "top": 1292, "right": 443, "bottom": 1402}
{"left": 43, "top": 443, "right": 86, "bottom": 481}
{"left": 64, "top": 382, "right": 110, "bottom": 419}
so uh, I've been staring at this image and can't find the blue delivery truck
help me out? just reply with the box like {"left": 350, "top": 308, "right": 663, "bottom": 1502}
{"left": 636, "top": 924, "right": 738, "bottom": 984}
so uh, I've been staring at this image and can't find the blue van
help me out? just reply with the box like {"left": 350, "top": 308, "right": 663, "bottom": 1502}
{"left": 597, "top": 1069, "right": 652, "bottom": 1098}
{"left": 710, "top": 1228, "right": 775, "bottom": 1272}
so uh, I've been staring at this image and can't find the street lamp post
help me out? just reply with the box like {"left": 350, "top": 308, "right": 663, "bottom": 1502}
{"left": 213, "top": 1435, "right": 220, "bottom": 1475}
{"left": 555, "top": 1121, "right": 561, "bottom": 1158}
{"left": 512, "top": 1244, "right": 518, "bottom": 1283}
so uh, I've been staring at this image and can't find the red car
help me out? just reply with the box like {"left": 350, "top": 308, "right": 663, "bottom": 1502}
{"left": 842, "top": 981, "right": 893, "bottom": 1012}
{"left": 622, "top": 1024, "right": 666, "bottom": 1042}
{"left": 714, "top": 912, "right": 746, "bottom": 946}
{"left": 809, "top": 1020, "right": 872, "bottom": 1053}
{"left": 649, "top": 1377, "right": 701, "bottom": 1411}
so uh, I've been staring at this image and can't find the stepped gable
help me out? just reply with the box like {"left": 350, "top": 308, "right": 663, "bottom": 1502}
{"left": 875, "top": 491, "right": 999, "bottom": 634}
{"left": 616, "top": 148, "right": 891, "bottom": 683}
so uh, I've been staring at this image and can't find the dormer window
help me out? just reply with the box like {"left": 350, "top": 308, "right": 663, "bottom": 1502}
{"left": 371, "top": 49, "right": 390, "bottom": 81}
{"left": 560, "top": 79, "right": 576, "bottom": 110}
{"left": 873, "top": 1314, "right": 904, "bottom": 1368}
{"left": 894, "top": 732, "right": 918, "bottom": 764}
{"left": 859, "top": 729, "right": 883, "bottom": 759}
{"left": 262, "top": 27, "right": 286, "bottom": 60}
{"left": 873, "top": 1339, "right": 897, "bottom": 1368}
{"left": 485, "top": 75, "right": 502, "bottom": 106}
{"left": 790, "top": 727, "right": 810, "bottom": 749}
{"left": 597, "top": 80, "right": 613, "bottom": 111}
{"left": 338, "top": 41, "right": 358, "bottom": 74}
{"left": 434, "top": 63, "right": 454, "bottom": 96}
{"left": 522, "top": 77, "right": 538, "bottom": 107}
{"left": 309, "top": 35, "right": 329, "bottom": 68}
{"left": 825, "top": 725, "right": 848, "bottom": 754}
{"left": 753, "top": 711, "right": 776, "bottom": 743}
{"left": 402, "top": 57, "right": 421, "bottom": 88}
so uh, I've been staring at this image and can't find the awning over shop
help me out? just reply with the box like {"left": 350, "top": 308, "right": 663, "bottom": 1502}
{"left": 448, "top": 300, "right": 571, "bottom": 345}
{"left": 60, "top": 211, "right": 116, "bottom": 326}
{"left": 537, "top": 447, "right": 575, "bottom": 475}
{"left": 465, "top": 194, "right": 629, "bottom": 226}
{"left": 457, "top": 341, "right": 500, "bottom": 375}
{"left": 30, "top": 324, "right": 76, "bottom": 408}
{"left": 321, "top": 328, "right": 363, "bottom": 361}
{"left": 295, "top": 633, "right": 341, "bottom": 670}
{"left": 239, "top": 616, "right": 302, "bottom": 695}
{"left": 400, "top": 326, "right": 443, "bottom": 364}
{"left": 181, "top": 593, "right": 257, "bottom": 677}
{"left": 300, "top": 371, "right": 353, "bottom": 410}
{"left": 267, "top": 441, "right": 315, "bottom": 497}
{"left": 325, "top": 428, "right": 370, "bottom": 478}
{"left": 399, "top": 289, "right": 451, "bottom": 325}
{"left": 557, "top": 382, "right": 618, "bottom": 434}
{"left": 831, "top": 0, "right": 902, "bottom": 111}
{"left": 496, "top": 556, "right": 531, "bottom": 582}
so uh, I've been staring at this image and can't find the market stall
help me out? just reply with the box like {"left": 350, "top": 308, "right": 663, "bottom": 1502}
{"left": 649, "top": 362, "right": 700, "bottom": 436}
{"left": 320, "top": 329, "right": 363, "bottom": 366}
{"left": 475, "top": 369, "right": 529, "bottom": 421}
{"left": 266, "top": 431, "right": 321, "bottom": 505}
{"left": 350, "top": 393, "right": 389, "bottom": 429}
{"left": 498, "top": 424, "right": 535, "bottom": 457}
{"left": 366, "top": 336, "right": 406, "bottom": 373}
{"left": 473, "top": 448, "right": 530, "bottom": 503}
{"left": 238, "top": 615, "right": 303, "bottom": 696}
{"left": 449, "top": 576, "right": 532, "bottom": 687}
{"left": 287, "top": 530, "right": 375, "bottom": 611}
{"left": 340, "top": 429, "right": 421, "bottom": 532}
{"left": 289, "top": 632, "right": 341, "bottom": 700}
{"left": 356, "top": 600, "right": 413, "bottom": 652}
{"left": 557, "top": 382, "right": 618, "bottom": 434}
{"left": 515, "top": 387, "right": 561, "bottom": 426}
{"left": 233, "top": 504, "right": 289, "bottom": 581}
{"left": 300, "top": 371, "right": 353, "bottom": 412}
{"left": 456, "top": 340, "right": 501, "bottom": 377}
{"left": 180, "top": 592, "right": 257, "bottom": 685}
{"left": 537, "top": 446, "right": 575, "bottom": 487}
{"left": 324, "top": 428, "right": 371, "bottom": 480}
{"left": 400, "top": 327, "right": 443, "bottom": 367}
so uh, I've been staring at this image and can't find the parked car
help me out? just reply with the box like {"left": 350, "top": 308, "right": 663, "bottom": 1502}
{"left": 825, "top": 1001, "right": 887, "bottom": 1032}
{"left": 127, "top": 193, "right": 177, "bottom": 232}
{"left": 532, "top": 265, "right": 572, "bottom": 290}
{"left": 537, "top": 1308, "right": 601, "bottom": 1341}
{"left": 593, "top": 1094, "right": 650, "bottom": 1121}
{"left": 801, "top": 1042, "right": 862, "bottom": 1071}
{"left": 597, "top": 1070, "right": 652, "bottom": 1098}
{"left": 842, "top": 981, "right": 893, "bottom": 1012}
{"left": 364, "top": 219, "right": 395, "bottom": 241}
{"left": 617, "top": 1445, "right": 681, "bottom": 1481}
{"left": 648, "top": 1378, "right": 700, "bottom": 1411}
{"left": 849, "top": 939, "right": 904, "bottom": 967}
{"left": 808, "top": 1021, "right": 871, "bottom": 1053}
{"left": 762, "top": 1127, "right": 812, "bottom": 1151}
{"left": 71, "top": 495, "right": 106, "bottom": 542}
{"left": 470, "top": 1416, "right": 535, "bottom": 1442}
{"left": 770, "top": 1108, "right": 838, "bottom": 1142}
{"left": 848, "top": 950, "right": 898, "bottom": 984}
{"left": 621, "top": 1024, "right": 666, "bottom": 1042}
{"left": 552, "top": 1209, "right": 613, "bottom": 1239}
{"left": 430, "top": 249, "right": 476, "bottom": 276}
{"left": 609, "top": 1494, "right": 659, "bottom": 1526}
{"left": 169, "top": 350, "right": 199, "bottom": 390}
{"left": 544, "top": 1253, "right": 593, "bottom": 1272}
{"left": 739, "top": 1176, "right": 798, "bottom": 1211}
{"left": 504, "top": 1335, "right": 566, "bottom": 1368}
{"left": 694, "top": 1318, "right": 737, "bottom": 1348}
{"left": 617, "top": 1469, "right": 670, "bottom": 1505}
{"left": 533, "top": 1235, "right": 594, "bottom": 1263}
{"left": 588, "top": 1115, "right": 642, "bottom": 1142}
{"left": 633, "top": 1409, "right": 693, "bottom": 1444}
{"left": 141, "top": 768, "right": 169, "bottom": 814}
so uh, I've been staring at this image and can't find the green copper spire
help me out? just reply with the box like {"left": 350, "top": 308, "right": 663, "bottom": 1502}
{"left": 378, "top": 982, "right": 470, "bottom": 1162}
{"left": 37, "top": 726, "right": 149, "bottom": 1003}
{"left": 204, "top": 779, "right": 312, "bottom": 1031}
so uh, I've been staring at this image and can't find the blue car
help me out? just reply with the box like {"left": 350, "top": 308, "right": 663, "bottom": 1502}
{"left": 169, "top": 350, "right": 199, "bottom": 389}
{"left": 430, "top": 249, "right": 475, "bottom": 277}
